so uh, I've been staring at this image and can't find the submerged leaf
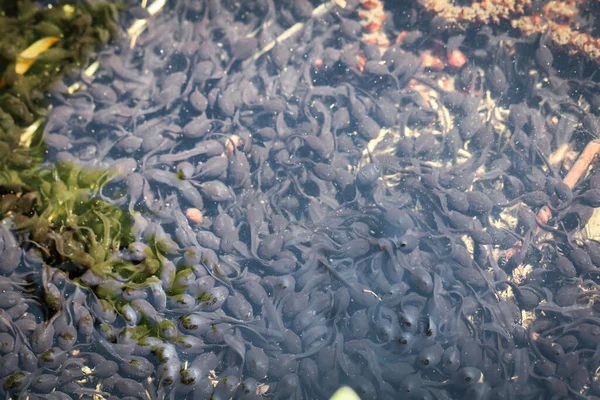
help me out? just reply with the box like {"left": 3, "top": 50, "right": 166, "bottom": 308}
{"left": 15, "top": 37, "right": 59, "bottom": 74}
{"left": 19, "top": 118, "right": 43, "bottom": 148}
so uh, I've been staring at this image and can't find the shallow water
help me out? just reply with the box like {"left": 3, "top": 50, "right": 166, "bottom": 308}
{"left": 2, "top": 0, "right": 600, "bottom": 399}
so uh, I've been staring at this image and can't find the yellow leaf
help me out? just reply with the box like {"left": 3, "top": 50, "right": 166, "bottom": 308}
{"left": 15, "top": 37, "right": 60, "bottom": 75}
{"left": 146, "top": 0, "right": 167, "bottom": 15}
{"left": 67, "top": 82, "right": 81, "bottom": 94}
{"left": 19, "top": 118, "right": 43, "bottom": 148}
{"left": 127, "top": 0, "right": 167, "bottom": 43}
{"left": 84, "top": 60, "right": 100, "bottom": 77}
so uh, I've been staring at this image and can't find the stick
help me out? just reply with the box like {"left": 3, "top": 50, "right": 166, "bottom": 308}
{"left": 562, "top": 139, "right": 600, "bottom": 189}
{"left": 250, "top": 0, "right": 345, "bottom": 62}
{"left": 536, "top": 139, "right": 600, "bottom": 227}
{"left": 127, "top": 0, "right": 166, "bottom": 49}
{"left": 497, "top": 139, "right": 600, "bottom": 264}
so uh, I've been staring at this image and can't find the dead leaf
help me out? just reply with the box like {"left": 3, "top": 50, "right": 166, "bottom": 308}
{"left": 15, "top": 37, "right": 60, "bottom": 75}
{"left": 257, "top": 383, "right": 270, "bottom": 395}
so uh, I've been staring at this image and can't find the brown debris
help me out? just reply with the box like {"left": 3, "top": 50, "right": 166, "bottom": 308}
{"left": 361, "top": 0, "right": 381, "bottom": 9}
{"left": 358, "top": 0, "right": 388, "bottom": 37}
{"left": 362, "top": 20, "right": 383, "bottom": 33}
{"left": 347, "top": 0, "right": 390, "bottom": 71}
{"left": 419, "top": 0, "right": 532, "bottom": 25}
{"left": 362, "top": 32, "right": 390, "bottom": 48}
{"left": 447, "top": 48, "right": 467, "bottom": 69}
{"left": 512, "top": 17, "right": 600, "bottom": 62}
{"left": 419, "top": 0, "right": 600, "bottom": 63}
{"left": 537, "top": 140, "right": 600, "bottom": 227}
{"left": 542, "top": 0, "right": 578, "bottom": 22}
{"left": 421, "top": 50, "right": 445, "bottom": 71}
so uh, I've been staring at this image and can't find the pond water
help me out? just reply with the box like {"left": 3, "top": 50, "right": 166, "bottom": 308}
{"left": 2, "top": 0, "right": 600, "bottom": 399}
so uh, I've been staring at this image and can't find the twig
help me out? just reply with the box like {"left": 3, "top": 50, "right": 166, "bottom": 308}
{"left": 536, "top": 139, "right": 600, "bottom": 227}
{"left": 498, "top": 139, "right": 600, "bottom": 264}
{"left": 127, "top": 0, "right": 166, "bottom": 49}
{"left": 548, "top": 143, "right": 571, "bottom": 168}
{"left": 562, "top": 140, "right": 600, "bottom": 188}
{"left": 250, "top": 0, "right": 345, "bottom": 62}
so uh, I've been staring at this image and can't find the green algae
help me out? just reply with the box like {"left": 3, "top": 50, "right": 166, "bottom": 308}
{"left": 0, "top": 1, "right": 202, "bottom": 347}
{"left": 0, "top": 1, "right": 143, "bottom": 285}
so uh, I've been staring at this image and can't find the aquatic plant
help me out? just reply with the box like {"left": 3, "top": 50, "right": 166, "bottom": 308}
{"left": 9, "top": 162, "right": 135, "bottom": 279}
{"left": 0, "top": 0, "right": 134, "bottom": 284}
{"left": 0, "top": 0, "right": 122, "bottom": 80}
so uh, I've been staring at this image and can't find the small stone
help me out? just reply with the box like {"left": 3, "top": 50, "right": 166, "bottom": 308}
{"left": 186, "top": 208, "right": 203, "bottom": 224}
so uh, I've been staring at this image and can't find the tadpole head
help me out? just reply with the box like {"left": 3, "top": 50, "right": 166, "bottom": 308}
{"left": 356, "top": 163, "right": 381, "bottom": 189}
{"left": 452, "top": 367, "right": 483, "bottom": 389}
{"left": 397, "top": 232, "right": 419, "bottom": 253}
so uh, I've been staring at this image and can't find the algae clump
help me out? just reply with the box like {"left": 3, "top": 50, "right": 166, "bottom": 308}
{"left": 0, "top": 1, "right": 143, "bottom": 284}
